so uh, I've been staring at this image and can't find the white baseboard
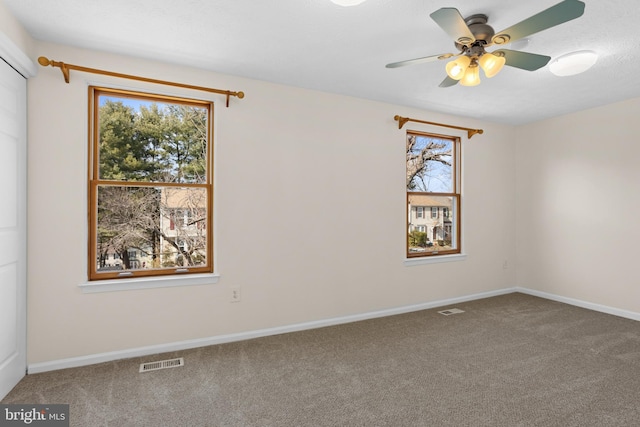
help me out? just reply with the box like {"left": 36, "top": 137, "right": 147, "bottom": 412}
{"left": 515, "top": 287, "right": 640, "bottom": 322}
{"left": 27, "top": 287, "right": 516, "bottom": 374}
{"left": 29, "top": 287, "right": 639, "bottom": 374}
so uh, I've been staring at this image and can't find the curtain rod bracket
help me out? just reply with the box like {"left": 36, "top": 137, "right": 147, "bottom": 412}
{"left": 395, "top": 115, "right": 410, "bottom": 130}
{"left": 38, "top": 56, "right": 244, "bottom": 107}
{"left": 467, "top": 129, "right": 483, "bottom": 139}
{"left": 39, "top": 56, "right": 69, "bottom": 83}
{"left": 394, "top": 115, "right": 483, "bottom": 139}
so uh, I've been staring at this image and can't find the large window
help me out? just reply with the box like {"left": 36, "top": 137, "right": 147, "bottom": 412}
{"left": 88, "top": 87, "right": 213, "bottom": 280}
{"left": 406, "top": 131, "right": 460, "bottom": 257}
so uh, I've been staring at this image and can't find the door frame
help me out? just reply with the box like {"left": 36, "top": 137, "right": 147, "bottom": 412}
{"left": 0, "top": 32, "right": 37, "bottom": 79}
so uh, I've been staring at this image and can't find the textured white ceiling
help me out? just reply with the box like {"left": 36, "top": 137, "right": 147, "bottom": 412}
{"left": 5, "top": 0, "right": 640, "bottom": 124}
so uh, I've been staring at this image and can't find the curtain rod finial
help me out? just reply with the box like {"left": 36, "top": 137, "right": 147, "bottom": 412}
{"left": 236, "top": 91, "right": 245, "bottom": 99}
{"left": 38, "top": 56, "right": 52, "bottom": 66}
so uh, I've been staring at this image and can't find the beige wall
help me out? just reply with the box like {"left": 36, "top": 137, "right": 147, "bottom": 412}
{"left": 26, "top": 40, "right": 517, "bottom": 364}
{"left": 0, "top": 0, "right": 33, "bottom": 57}
{"left": 516, "top": 98, "right": 640, "bottom": 313}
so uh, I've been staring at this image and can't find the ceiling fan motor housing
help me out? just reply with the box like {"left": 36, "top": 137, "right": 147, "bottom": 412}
{"left": 455, "top": 14, "right": 495, "bottom": 51}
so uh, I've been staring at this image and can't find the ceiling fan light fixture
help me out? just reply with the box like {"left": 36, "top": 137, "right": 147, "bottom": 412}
{"left": 459, "top": 64, "right": 481, "bottom": 86}
{"left": 445, "top": 56, "right": 471, "bottom": 80}
{"left": 549, "top": 50, "right": 598, "bottom": 76}
{"left": 330, "top": 0, "right": 367, "bottom": 6}
{"left": 479, "top": 52, "right": 506, "bottom": 78}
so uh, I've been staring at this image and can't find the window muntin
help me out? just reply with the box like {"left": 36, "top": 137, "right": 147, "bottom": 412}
{"left": 89, "top": 87, "right": 213, "bottom": 280}
{"left": 406, "top": 131, "right": 461, "bottom": 257}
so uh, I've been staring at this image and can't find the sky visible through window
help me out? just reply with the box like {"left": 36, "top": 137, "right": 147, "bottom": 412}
{"left": 100, "top": 96, "right": 165, "bottom": 112}
{"left": 408, "top": 135, "right": 452, "bottom": 193}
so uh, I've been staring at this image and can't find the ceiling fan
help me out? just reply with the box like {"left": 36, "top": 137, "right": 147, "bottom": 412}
{"left": 386, "top": 0, "right": 585, "bottom": 87}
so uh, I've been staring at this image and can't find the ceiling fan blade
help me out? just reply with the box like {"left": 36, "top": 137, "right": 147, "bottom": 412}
{"left": 430, "top": 8, "right": 476, "bottom": 45}
{"left": 439, "top": 76, "right": 459, "bottom": 88}
{"left": 492, "top": 0, "right": 585, "bottom": 45}
{"left": 386, "top": 53, "right": 454, "bottom": 69}
{"left": 495, "top": 49, "right": 551, "bottom": 71}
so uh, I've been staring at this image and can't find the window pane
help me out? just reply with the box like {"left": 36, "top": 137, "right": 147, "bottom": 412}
{"left": 96, "top": 185, "right": 208, "bottom": 273}
{"left": 406, "top": 134, "right": 452, "bottom": 192}
{"left": 408, "top": 194, "right": 457, "bottom": 254}
{"left": 98, "top": 96, "right": 208, "bottom": 184}
{"left": 160, "top": 187, "right": 208, "bottom": 268}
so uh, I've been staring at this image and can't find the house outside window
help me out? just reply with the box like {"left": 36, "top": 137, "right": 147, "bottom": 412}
{"left": 406, "top": 131, "right": 461, "bottom": 257}
{"left": 444, "top": 224, "right": 452, "bottom": 241}
{"left": 89, "top": 87, "right": 214, "bottom": 280}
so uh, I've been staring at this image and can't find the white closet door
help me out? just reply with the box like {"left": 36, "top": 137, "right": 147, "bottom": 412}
{"left": 0, "top": 58, "right": 27, "bottom": 400}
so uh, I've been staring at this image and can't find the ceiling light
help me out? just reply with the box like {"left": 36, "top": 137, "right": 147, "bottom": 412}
{"left": 460, "top": 64, "right": 481, "bottom": 87}
{"left": 478, "top": 52, "right": 506, "bottom": 78}
{"left": 549, "top": 50, "right": 597, "bottom": 76}
{"left": 445, "top": 56, "right": 471, "bottom": 80}
{"left": 330, "top": 0, "right": 367, "bottom": 6}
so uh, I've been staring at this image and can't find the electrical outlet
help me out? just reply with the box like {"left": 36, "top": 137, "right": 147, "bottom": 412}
{"left": 230, "top": 287, "right": 241, "bottom": 303}
{"left": 503, "top": 260, "right": 508, "bottom": 270}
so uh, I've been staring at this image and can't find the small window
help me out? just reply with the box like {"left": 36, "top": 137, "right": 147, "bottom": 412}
{"left": 89, "top": 87, "right": 214, "bottom": 280}
{"left": 416, "top": 206, "right": 424, "bottom": 218}
{"left": 406, "top": 131, "right": 461, "bottom": 257}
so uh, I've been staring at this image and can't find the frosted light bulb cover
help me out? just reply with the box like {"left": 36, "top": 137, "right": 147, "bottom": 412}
{"left": 460, "top": 66, "right": 481, "bottom": 86}
{"left": 479, "top": 53, "right": 506, "bottom": 78}
{"left": 445, "top": 56, "right": 472, "bottom": 80}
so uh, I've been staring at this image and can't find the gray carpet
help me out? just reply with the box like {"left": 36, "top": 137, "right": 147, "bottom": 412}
{"left": 3, "top": 293, "right": 640, "bottom": 426}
